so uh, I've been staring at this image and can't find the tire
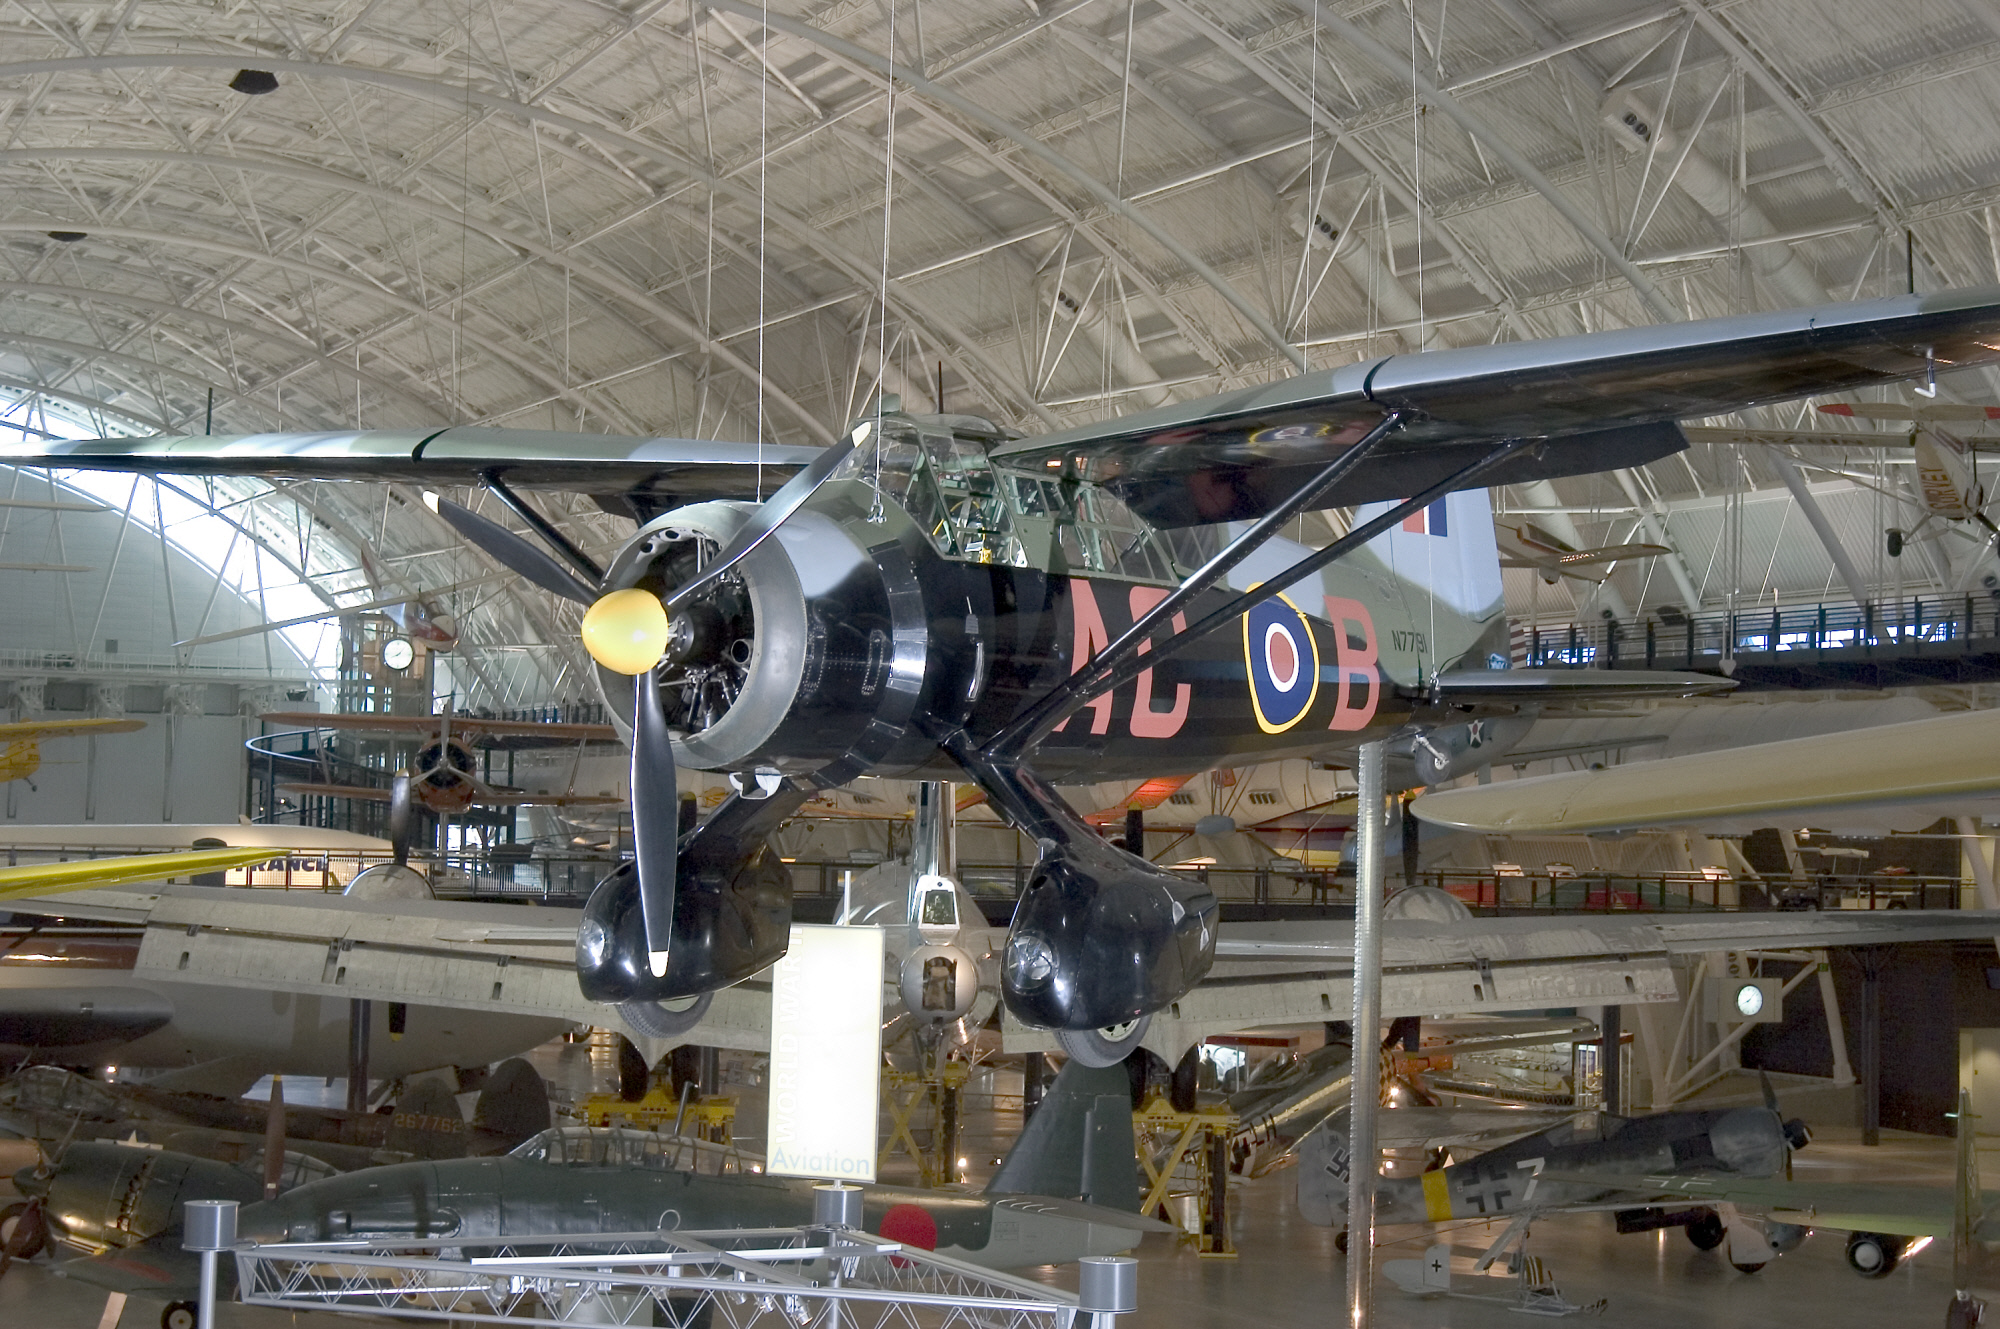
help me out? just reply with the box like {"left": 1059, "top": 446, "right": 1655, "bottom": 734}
{"left": 1846, "top": 1231, "right": 1904, "bottom": 1278}
{"left": 162, "top": 1302, "right": 199, "bottom": 1329}
{"left": 1054, "top": 1016, "right": 1151, "bottom": 1069}
{"left": 619, "top": 992, "right": 714, "bottom": 1040}
{"left": 1170, "top": 1045, "right": 1201, "bottom": 1114}
{"left": 1731, "top": 1260, "right": 1767, "bottom": 1274}
{"left": 1334, "top": 1229, "right": 1349, "bottom": 1253}
{"left": 1947, "top": 1295, "right": 1987, "bottom": 1329}
{"left": 1686, "top": 1210, "right": 1726, "bottom": 1251}
{"left": 0, "top": 1201, "right": 43, "bottom": 1260}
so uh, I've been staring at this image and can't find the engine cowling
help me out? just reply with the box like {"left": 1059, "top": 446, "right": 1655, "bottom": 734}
{"left": 590, "top": 498, "right": 930, "bottom": 785}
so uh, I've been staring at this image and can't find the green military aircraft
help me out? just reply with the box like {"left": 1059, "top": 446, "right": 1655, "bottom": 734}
{"left": 8, "top": 1060, "right": 1159, "bottom": 1329}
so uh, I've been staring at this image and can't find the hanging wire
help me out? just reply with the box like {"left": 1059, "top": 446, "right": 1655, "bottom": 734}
{"left": 868, "top": 0, "right": 898, "bottom": 523}
{"left": 755, "top": 0, "right": 770, "bottom": 500}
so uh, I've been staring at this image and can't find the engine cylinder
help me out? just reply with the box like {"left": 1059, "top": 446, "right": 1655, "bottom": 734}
{"left": 592, "top": 498, "right": 930, "bottom": 783}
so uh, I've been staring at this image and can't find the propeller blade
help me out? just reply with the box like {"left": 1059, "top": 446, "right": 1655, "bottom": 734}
{"left": 388, "top": 774, "right": 414, "bottom": 867}
{"left": 430, "top": 495, "right": 596, "bottom": 604}
{"left": 1759, "top": 1067, "right": 1779, "bottom": 1114}
{"left": 630, "top": 667, "right": 679, "bottom": 977}
{"left": 665, "top": 434, "right": 858, "bottom": 612}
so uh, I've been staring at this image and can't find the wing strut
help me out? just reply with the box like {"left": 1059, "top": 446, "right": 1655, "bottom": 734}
{"left": 987, "top": 409, "right": 1408, "bottom": 756}
{"left": 481, "top": 470, "right": 605, "bottom": 586}
{"left": 988, "top": 426, "right": 1530, "bottom": 758}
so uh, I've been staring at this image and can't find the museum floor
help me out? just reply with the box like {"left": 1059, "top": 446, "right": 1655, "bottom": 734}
{"left": 0, "top": 1036, "right": 1974, "bottom": 1328}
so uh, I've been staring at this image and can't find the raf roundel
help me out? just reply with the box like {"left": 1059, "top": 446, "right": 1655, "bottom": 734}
{"left": 1242, "top": 591, "right": 1321, "bottom": 733}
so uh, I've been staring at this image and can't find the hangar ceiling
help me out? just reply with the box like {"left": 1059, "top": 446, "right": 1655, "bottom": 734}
{"left": 4, "top": 0, "right": 2000, "bottom": 703}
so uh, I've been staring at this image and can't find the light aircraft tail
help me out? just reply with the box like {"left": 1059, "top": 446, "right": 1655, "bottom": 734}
{"left": 1953, "top": 1087, "right": 1984, "bottom": 1312}
{"left": 472, "top": 1057, "right": 551, "bottom": 1150}
{"left": 383, "top": 1078, "right": 467, "bottom": 1160}
{"left": 1296, "top": 1116, "right": 1352, "bottom": 1226}
{"left": 1356, "top": 490, "right": 1505, "bottom": 625}
{"left": 986, "top": 1060, "right": 1139, "bottom": 1211}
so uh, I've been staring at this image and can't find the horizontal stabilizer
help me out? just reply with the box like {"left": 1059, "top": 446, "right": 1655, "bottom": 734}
{"left": 1427, "top": 669, "right": 1733, "bottom": 701}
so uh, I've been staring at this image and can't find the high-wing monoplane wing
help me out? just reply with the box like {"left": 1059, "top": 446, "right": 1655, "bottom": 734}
{"left": 990, "top": 287, "right": 2000, "bottom": 525}
{"left": 0, "top": 717, "right": 145, "bottom": 743}
{"left": 0, "top": 847, "right": 281, "bottom": 899}
{"left": 259, "top": 711, "right": 620, "bottom": 745}
{"left": 1412, "top": 706, "right": 2000, "bottom": 836}
{"left": 6, "top": 427, "right": 822, "bottom": 507}
{"left": 280, "top": 780, "right": 621, "bottom": 808}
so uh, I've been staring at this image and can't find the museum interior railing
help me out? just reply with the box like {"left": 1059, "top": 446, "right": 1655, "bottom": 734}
{"left": 1, "top": 843, "right": 1968, "bottom": 914}
{"left": 1522, "top": 594, "right": 2000, "bottom": 682}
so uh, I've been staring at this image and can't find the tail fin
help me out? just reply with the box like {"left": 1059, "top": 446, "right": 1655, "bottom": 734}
{"left": 986, "top": 1061, "right": 1138, "bottom": 1211}
{"left": 1296, "top": 1115, "right": 1352, "bottom": 1227}
{"left": 384, "top": 1078, "right": 467, "bottom": 1160}
{"left": 473, "top": 1058, "right": 552, "bottom": 1151}
{"left": 1953, "top": 1087, "right": 1981, "bottom": 1295}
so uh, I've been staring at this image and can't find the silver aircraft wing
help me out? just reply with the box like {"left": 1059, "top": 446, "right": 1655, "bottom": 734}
{"left": 3, "top": 884, "right": 771, "bottom": 1051}
{"left": 1, "top": 426, "right": 823, "bottom": 504}
{"left": 991, "top": 286, "right": 2000, "bottom": 525}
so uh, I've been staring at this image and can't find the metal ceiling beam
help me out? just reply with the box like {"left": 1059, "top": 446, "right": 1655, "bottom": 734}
{"left": 1286, "top": 0, "right": 1679, "bottom": 325}
{"left": 0, "top": 278, "right": 445, "bottom": 420}
{"left": 699, "top": 0, "right": 1308, "bottom": 372}
{"left": 0, "top": 220, "right": 647, "bottom": 433}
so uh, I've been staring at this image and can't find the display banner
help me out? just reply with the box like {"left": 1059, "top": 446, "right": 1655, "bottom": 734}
{"left": 765, "top": 923, "right": 885, "bottom": 1181}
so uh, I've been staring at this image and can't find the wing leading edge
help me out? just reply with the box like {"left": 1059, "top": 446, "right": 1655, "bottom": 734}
{"left": 2, "top": 426, "right": 823, "bottom": 507}
{"left": 993, "top": 286, "right": 2000, "bottom": 526}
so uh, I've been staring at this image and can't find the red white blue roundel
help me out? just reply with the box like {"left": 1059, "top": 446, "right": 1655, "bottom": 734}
{"left": 1242, "top": 591, "right": 1320, "bottom": 733}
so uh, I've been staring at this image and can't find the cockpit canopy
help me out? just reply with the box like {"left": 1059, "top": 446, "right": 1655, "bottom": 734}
{"left": 839, "top": 410, "right": 1182, "bottom": 584}
{"left": 509, "top": 1126, "right": 681, "bottom": 1170}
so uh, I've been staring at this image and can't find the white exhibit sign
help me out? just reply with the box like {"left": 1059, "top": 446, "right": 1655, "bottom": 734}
{"left": 765, "top": 923, "right": 885, "bottom": 1181}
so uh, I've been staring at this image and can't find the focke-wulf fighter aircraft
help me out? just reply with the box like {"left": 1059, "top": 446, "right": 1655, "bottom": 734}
{"left": 16, "top": 287, "right": 2000, "bottom": 1062}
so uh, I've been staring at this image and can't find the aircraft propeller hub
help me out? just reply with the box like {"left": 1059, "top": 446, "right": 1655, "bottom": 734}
{"left": 580, "top": 587, "right": 670, "bottom": 675}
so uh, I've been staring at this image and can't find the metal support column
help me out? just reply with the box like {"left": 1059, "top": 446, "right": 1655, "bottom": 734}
{"left": 1600, "top": 1005, "right": 1622, "bottom": 1116}
{"left": 1346, "top": 738, "right": 1387, "bottom": 1329}
{"left": 345, "top": 998, "right": 372, "bottom": 1133}
{"left": 1857, "top": 948, "right": 1885, "bottom": 1146}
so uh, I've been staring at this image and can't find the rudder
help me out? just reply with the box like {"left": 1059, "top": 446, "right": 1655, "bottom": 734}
{"left": 986, "top": 1060, "right": 1139, "bottom": 1211}
{"left": 1297, "top": 1117, "right": 1352, "bottom": 1227}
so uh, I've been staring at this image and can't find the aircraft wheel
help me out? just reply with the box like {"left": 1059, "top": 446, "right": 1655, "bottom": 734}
{"left": 1947, "top": 1294, "right": 1987, "bottom": 1328}
{"left": 161, "top": 1302, "right": 198, "bottom": 1329}
{"left": 1334, "top": 1229, "right": 1349, "bottom": 1254}
{"left": 0, "top": 1201, "right": 43, "bottom": 1259}
{"left": 1846, "top": 1232, "right": 1905, "bottom": 1278}
{"left": 1054, "top": 1016, "right": 1151, "bottom": 1069}
{"left": 1685, "top": 1210, "right": 1726, "bottom": 1251}
{"left": 1731, "top": 1260, "right": 1768, "bottom": 1274}
{"left": 619, "top": 992, "right": 714, "bottom": 1040}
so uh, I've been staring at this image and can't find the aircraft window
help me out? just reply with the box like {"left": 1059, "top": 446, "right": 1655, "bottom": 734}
{"left": 919, "top": 888, "right": 958, "bottom": 926}
{"left": 511, "top": 1126, "right": 676, "bottom": 1170}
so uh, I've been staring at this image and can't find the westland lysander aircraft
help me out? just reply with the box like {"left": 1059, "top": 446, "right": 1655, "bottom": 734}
{"left": 17, "top": 287, "right": 2000, "bottom": 1060}
{"left": 0, "top": 716, "right": 144, "bottom": 788}
{"left": 260, "top": 708, "right": 625, "bottom": 817}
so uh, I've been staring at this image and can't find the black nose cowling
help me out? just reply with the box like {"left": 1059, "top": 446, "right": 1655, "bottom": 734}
{"left": 575, "top": 854, "right": 792, "bottom": 1004}
{"left": 1001, "top": 845, "right": 1217, "bottom": 1031}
